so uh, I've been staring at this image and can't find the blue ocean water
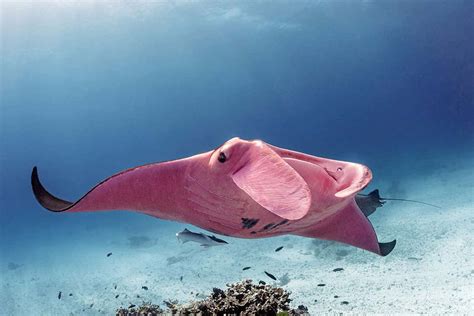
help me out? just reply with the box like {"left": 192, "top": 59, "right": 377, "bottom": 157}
{"left": 1, "top": 1, "right": 473, "bottom": 314}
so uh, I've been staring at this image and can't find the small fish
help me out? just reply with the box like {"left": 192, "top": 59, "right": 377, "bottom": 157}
{"left": 259, "top": 280, "right": 266, "bottom": 285}
{"left": 317, "top": 283, "right": 326, "bottom": 287}
{"left": 106, "top": 252, "right": 112, "bottom": 257}
{"left": 69, "top": 293, "right": 73, "bottom": 296}
{"left": 275, "top": 246, "right": 284, "bottom": 252}
{"left": 89, "top": 303, "right": 94, "bottom": 308}
{"left": 163, "top": 300, "right": 177, "bottom": 308}
{"left": 142, "top": 286, "right": 148, "bottom": 290}
{"left": 341, "top": 301, "right": 349, "bottom": 305}
{"left": 332, "top": 268, "right": 344, "bottom": 272}
{"left": 176, "top": 228, "right": 228, "bottom": 247}
{"left": 114, "top": 285, "right": 117, "bottom": 289}
{"left": 128, "top": 304, "right": 136, "bottom": 309}
{"left": 58, "top": 291, "right": 62, "bottom": 300}
{"left": 242, "top": 266, "right": 251, "bottom": 271}
{"left": 264, "top": 271, "right": 277, "bottom": 280}
{"left": 180, "top": 276, "right": 183, "bottom": 281}
{"left": 115, "top": 294, "right": 119, "bottom": 299}
{"left": 8, "top": 262, "right": 21, "bottom": 270}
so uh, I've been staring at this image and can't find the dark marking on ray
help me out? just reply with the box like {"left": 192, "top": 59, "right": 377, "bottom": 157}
{"left": 241, "top": 217, "right": 259, "bottom": 229}
{"left": 263, "top": 223, "right": 275, "bottom": 230}
{"left": 270, "top": 219, "right": 290, "bottom": 230}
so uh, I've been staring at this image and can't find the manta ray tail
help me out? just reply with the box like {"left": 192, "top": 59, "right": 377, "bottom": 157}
{"left": 357, "top": 189, "right": 441, "bottom": 210}
{"left": 31, "top": 167, "right": 74, "bottom": 212}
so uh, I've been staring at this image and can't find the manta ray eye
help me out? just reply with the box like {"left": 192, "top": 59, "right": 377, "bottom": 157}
{"left": 218, "top": 152, "right": 227, "bottom": 163}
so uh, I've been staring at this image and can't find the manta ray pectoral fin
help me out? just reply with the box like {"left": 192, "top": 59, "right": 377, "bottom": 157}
{"left": 295, "top": 200, "right": 396, "bottom": 256}
{"left": 32, "top": 160, "right": 185, "bottom": 214}
{"left": 31, "top": 167, "right": 74, "bottom": 212}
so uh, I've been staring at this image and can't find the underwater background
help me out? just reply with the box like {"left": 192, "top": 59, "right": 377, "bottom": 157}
{"left": 1, "top": 1, "right": 473, "bottom": 314}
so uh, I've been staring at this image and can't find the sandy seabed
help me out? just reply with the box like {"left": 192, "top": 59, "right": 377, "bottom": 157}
{"left": 1, "top": 153, "right": 473, "bottom": 315}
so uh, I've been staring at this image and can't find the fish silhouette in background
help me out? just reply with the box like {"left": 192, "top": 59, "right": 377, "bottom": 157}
{"left": 31, "top": 137, "right": 396, "bottom": 256}
{"left": 176, "top": 228, "right": 228, "bottom": 247}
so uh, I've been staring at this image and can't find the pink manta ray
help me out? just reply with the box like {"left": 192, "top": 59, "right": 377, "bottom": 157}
{"left": 32, "top": 137, "right": 396, "bottom": 256}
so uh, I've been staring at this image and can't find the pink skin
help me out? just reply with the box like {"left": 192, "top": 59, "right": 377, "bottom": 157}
{"left": 32, "top": 137, "right": 391, "bottom": 255}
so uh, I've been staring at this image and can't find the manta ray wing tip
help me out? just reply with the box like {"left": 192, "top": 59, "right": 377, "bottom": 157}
{"left": 379, "top": 239, "right": 396, "bottom": 256}
{"left": 32, "top": 166, "right": 39, "bottom": 179}
{"left": 31, "top": 166, "right": 73, "bottom": 212}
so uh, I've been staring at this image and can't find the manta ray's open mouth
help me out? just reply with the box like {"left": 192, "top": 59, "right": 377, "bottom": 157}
{"left": 323, "top": 167, "right": 342, "bottom": 182}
